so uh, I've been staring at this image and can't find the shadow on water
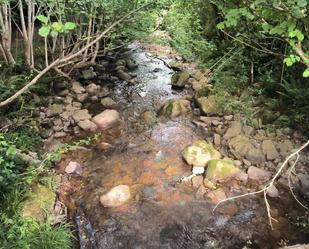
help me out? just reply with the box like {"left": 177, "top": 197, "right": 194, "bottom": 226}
{"left": 71, "top": 43, "right": 309, "bottom": 249}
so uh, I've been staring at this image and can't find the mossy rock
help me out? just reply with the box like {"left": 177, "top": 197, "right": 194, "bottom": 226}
{"left": 171, "top": 71, "right": 190, "bottom": 88}
{"left": 196, "top": 86, "right": 212, "bottom": 98}
{"left": 182, "top": 140, "right": 221, "bottom": 167}
{"left": 206, "top": 159, "right": 240, "bottom": 180}
{"left": 21, "top": 184, "right": 56, "bottom": 222}
{"left": 160, "top": 99, "right": 189, "bottom": 119}
{"left": 197, "top": 96, "right": 222, "bottom": 115}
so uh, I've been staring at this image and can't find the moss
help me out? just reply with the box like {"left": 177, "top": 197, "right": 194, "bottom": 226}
{"left": 206, "top": 159, "right": 240, "bottom": 180}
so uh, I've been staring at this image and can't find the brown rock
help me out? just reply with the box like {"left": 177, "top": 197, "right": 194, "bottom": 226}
{"left": 92, "top": 109, "right": 120, "bottom": 130}
{"left": 72, "top": 109, "right": 92, "bottom": 122}
{"left": 195, "top": 185, "right": 207, "bottom": 199}
{"left": 262, "top": 140, "right": 279, "bottom": 160}
{"left": 224, "top": 121, "right": 243, "bottom": 139}
{"left": 247, "top": 166, "right": 271, "bottom": 184}
{"left": 206, "top": 188, "right": 226, "bottom": 204}
{"left": 78, "top": 119, "right": 98, "bottom": 132}
{"left": 214, "top": 134, "right": 221, "bottom": 147}
{"left": 100, "top": 185, "right": 131, "bottom": 207}
{"left": 65, "top": 161, "right": 82, "bottom": 174}
{"left": 246, "top": 148, "right": 265, "bottom": 165}
{"left": 191, "top": 175, "right": 204, "bottom": 188}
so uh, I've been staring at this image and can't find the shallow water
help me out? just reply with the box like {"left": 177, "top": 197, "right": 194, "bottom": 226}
{"left": 71, "top": 43, "right": 308, "bottom": 249}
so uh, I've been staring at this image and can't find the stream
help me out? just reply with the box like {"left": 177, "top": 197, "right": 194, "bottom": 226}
{"left": 61, "top": 43, "right": 308, "bottom": 249}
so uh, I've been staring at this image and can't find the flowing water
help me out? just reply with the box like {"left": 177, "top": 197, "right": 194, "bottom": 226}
{"left": 65, "top": 43, "right": 308, "bottom": 249}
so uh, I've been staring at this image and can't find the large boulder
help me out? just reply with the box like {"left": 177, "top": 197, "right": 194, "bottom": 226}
{"left": 197, "top": 96, "right": 221, "bottom": 115}
{"left": 183, "top": 140, "right": 221, "bottom": 167}
{"left": 171, "top": 71, "right": 190, "bottom": 88}
{"left": 92, "top": 109, "right": 120, "bottom": 130}
{"left": 160, "top": 99, "right": 190, "bottom": 119}
{"left": 229, "top": 135, "right": 254, "bottom": 158}
{"left": 206, "top": 159, "right": 240, "bottom": 180}
{"left": 262, "top": 140, "right": 279, "bottom": 160}
{"left": 100, "top": 185, "right": 131, "bottom": 208}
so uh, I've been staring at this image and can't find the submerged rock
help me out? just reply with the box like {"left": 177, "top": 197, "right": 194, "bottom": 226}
{"left": 92, "top": 109, "right": 120, "bottom": 130}
{"left": 160, "top": 99, "right": 190, "bottom": 119}
{"left": 101, "top": 97, "right": 117, "bottom": 109}
{"left": 100, "top": 185, "right": 131, "bottom": 208}
{"left": 183, "top": 140, "right": 221, "bottom": 167}
{"left": 206, "top": 159, "right": 240, "bottom": 180}
{"left": 171, "top": 71, "right": 190, "bottom": 88}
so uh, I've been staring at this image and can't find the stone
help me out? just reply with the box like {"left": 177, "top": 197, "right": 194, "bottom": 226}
{"left": 48, "top": 104, "right": 63, "bottom": 116}
{"left": 72, "top": 109, "right": 92, "bottom": 122}
{"left": 195, "top": 185, "right": 207, "bottom": 199}
{"left": 86, "top": 83, "right": 100, "bottom": 95}
{"left": 183, "top": 140, "right": 221, "bottom": 167}
{"left": 168, "top": 60, "right": 182, "bottom": 71}
{"left": 117, "top": 70, "right": 132, "bottom": 81}
{"left": 229, "top": 135, "right": 254, "bottom": 158}
{"left": 101, "top": 97, "right": 117, "bottom": 109}
{"left": 214, "top": 134, "right": 221, "bottom": 147}
{"left": 65, "top": 161, "right": 82, "bottom": 174}
{"left": 192, "top": 166, "right": 205, "bottom": 174}
{"left": 247, "top": 166, "right": 271, "bottom": 184}
{"left": 204, "top": 178, "right": 215, "bottom": 189}
{"left": 171, "top": 71, "right": 190, "bottom": 88}
{"left": 243, "top": 125, "right": 254, "bottom": 136}
{"left": 238, "top": 172, "right": 248, "bottom": 185}
{"left": 92, "top": 109, "right": 120, "bottom": 130}
{"left": 53, "top": 132, "right": 67, "bottom": 138}
{"left": 298, "top": 174, "right": 309, "bottom": 199}
{"left": 224, "top": 121, "right": 243, "bottom": 139}
{"left": 72, "top": 81, "right": 85, "bottom": 94}
{"left": 206, "top": 188, "right": 227, "bottom": 204}
{"left": 197, "top": 96, "right": 221, "bottom": 116}
{"left": 246, "top": 148, "right": 265, "bottom": 165}
{"left": 280, "top": 245, "right": 309, "bottom": 249}
{"left": 224, "top": 115, "right": 233, "bottom": 121}
{"left": 192, "top": 175, "right": 204, "bottom": 188}
{"left": 206, "top": 160, "right": 240, "bottom": 181}
{"left": 78, "top": 119, "right": 98, "bottom": 132}
{"left": 160, "top": 99, "right": 189, "bottom": 119}
{"left": 76, "top": 93, "right": 88, "bottom": 103}
{"left": 266, "top": 185, "right": 279, "bottom": 198}
{"left": 216, "top": 202, "right": 238, "bottom": 216}
{"left": 100, "top": 185, "right": 131, "bottom": 208}
{"left": 277, "top": 140, "right": 294, "bottom": 157}
{"left": 141, "top": 111, "right": 156, "bottom": 125}
{"left": 126, "top": 58, "right": 138, "bottom": 70}
{"left": 262, "top": 140, "right": 279, "bottom": 160}
{"left": 58, "top": 89, "right": 69, "bottom": 97}
{"left": 82, "top": 68, "right": 96, "bottom": 80}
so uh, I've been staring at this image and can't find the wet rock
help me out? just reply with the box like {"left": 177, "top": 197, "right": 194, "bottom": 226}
{"left": 277, "top": 140, "right": 294, "bottom": 157}
{"left": 247, "top": 166, "right": 271, "bottom": 184}
{"left": 171, "top": 71, "right": 190, "bottom": 88}
{"left": 191, "top": 175, "right": 204, "bottom": 188}
{"left": 82, "top": 68, "right": 96, "bottom": 80}
{"left": 298, "top": 173, "right": 309, "bottom": 199}
{"left": 183, "top": 140, "right": 221, "bottom": 167}
{"left": 86, "top": 83, "right": 100, "bottom": 95}
{"left": 65, "top": 161, "right": 82, "bottom": 174}
{"left": 246, "top": 148, "right": 265, "bottom": 165}
{"left": 168, "top": 60, "right": 182, "bottom": 71}
{"left": 98, "top": 86, "right": 110, "bottom": 98}
{"left": 76, "top": 93, "right": 88, "bottom": 103}
{"left": 160, "top": 99, "right": 189, "bottom": 119}
{"left": 229, "top": 135, "right": 254, "bottom": 158}
{"left": 206, "top": 188, "right": 226, "bottom": 204}
{"left": 72, "top": 81, "right": 85, "bottom": 94}
{"left": 216, "top": 202, "right": 238, "bottom": 216}
{"left": 206, "top": 160, "right": 240, "bottom": 181}
{"left": 126, "top": 58, "right": 138, "bottom": 70}
{"left": 101, "top": 97, "right": 117, "bottom": 109}
{"left": 72, "top": 109, "right": 92, "bottom": 123}
{"left": 78, "top": 119, "right": 98, "bottom": 132}
{"left": 141, "top": 111, "right": 156, "bottom": 125}
{"left": 117, "top": 70, "right": 132, "bottom": 81}
{"left": 266, "top": 185, "right": 279, "bottom": 198}
{"left": 197, "top": 96, "right": 221, "bottom": 116}
{"left": 262, "top": 140, "right": 279, "bottom": 160}
{"left": 92, "top": 109, "right": 120, "bottom": 130}
{"left": 100, "top": 185, "right": 131, "bottom": 208}
{"left": 224, "top": 121, "right": 243, "bottom": 139}
{"left": 195, "top": 185, "right": 207, "bottom": 199}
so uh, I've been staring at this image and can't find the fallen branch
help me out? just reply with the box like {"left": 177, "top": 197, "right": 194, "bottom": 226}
{"left": 0, "top": 3, "right": 151, "bottom": 108}
{"left": 213, "top": 140, "right": 309, "bottom": 229}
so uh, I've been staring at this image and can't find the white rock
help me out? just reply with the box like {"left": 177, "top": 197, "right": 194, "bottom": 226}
{"left": 100, "top": 185, "right": 131, "bottom": 207}
{"left": 192, "top": 166, "right": 205, "bottom": 174}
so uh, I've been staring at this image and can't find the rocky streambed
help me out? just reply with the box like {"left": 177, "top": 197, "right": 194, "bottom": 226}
{"left": 36, "top": 43, "right": 309, "bottom": 248}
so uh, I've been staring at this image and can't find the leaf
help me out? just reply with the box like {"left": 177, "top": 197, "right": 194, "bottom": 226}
{"left": 284, "top": 57, "right": 293, "bottom": 66}
{"left": 303, "top": 68, "right": 309, "bottom": 77}
{"left": 38, "top": 26, "right": 50, "bottom": 37}
{"left": 37, "top": 15, "right": 48, "bottom": 24}
{"left": 296, "top": 32, "right": 304, "bottom": 41}
{"left": 216, "top": 22, "right": 225, "bottom": 29}
{"left": 51, "top": 22, "right": 62, "bottom": 32}
{"left": 64, "top": 22, "right": 76, "bottom": 30}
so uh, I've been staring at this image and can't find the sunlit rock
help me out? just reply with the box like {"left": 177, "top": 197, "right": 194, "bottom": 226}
{"left": 100, "top": 185, "right": 131, "bottom": 208}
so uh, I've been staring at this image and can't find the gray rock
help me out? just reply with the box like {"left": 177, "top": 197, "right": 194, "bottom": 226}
{"left": 266, "top": 185, "right": 279, "bottom": 198}
{"left": 229, "top": 135, "right": 253, "bottom": 157}
{"left": 48, "top": 104, "right": 63, "bottom": 116}
{"left": 117, "top": 70, "right": 132, "bottom": 81}
{"left": 76, "top": 93, "right": 88, "bottom": 103}
{"left": 262, "top": 140, "right": 279, "bottom": 160}
{"left": 65, "top": 161, "right": 82, "bottom": 174}
{"left": 298, "top": 174, "right": 309, "bottom": 199}
{"left": 197, "top": 96, "right": 221, "bottom": 116}
{"left": 277, "top": 140, "right": 294, "bottom": 157}
{"left": 53, "top": 132, "right": 67, "bottom": 138}
{"left": 92, "top": 109, "right": 120, "bottom": 130}
{"left": 246, "top": 148, "right": 265, "bottom": 165}
{"left": 214, "top": 133, "right": 221, "bottom": 147}
{"left": 247, "top": 166, "right": 271, "bottom": 184}
{"left": 82, "top": 69, "right": 96, "bottom": 80}
{"left": 72, "top": 109, "right": 92, "bottom": 123}
{"left": 224, "top": 121, "right": 243, "bottom": 139}
{"left": 86, "top": 83, "right": 100, "bottom": 95}
{"left": 160, "top": 99, "right": 189, "bottom": 119}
